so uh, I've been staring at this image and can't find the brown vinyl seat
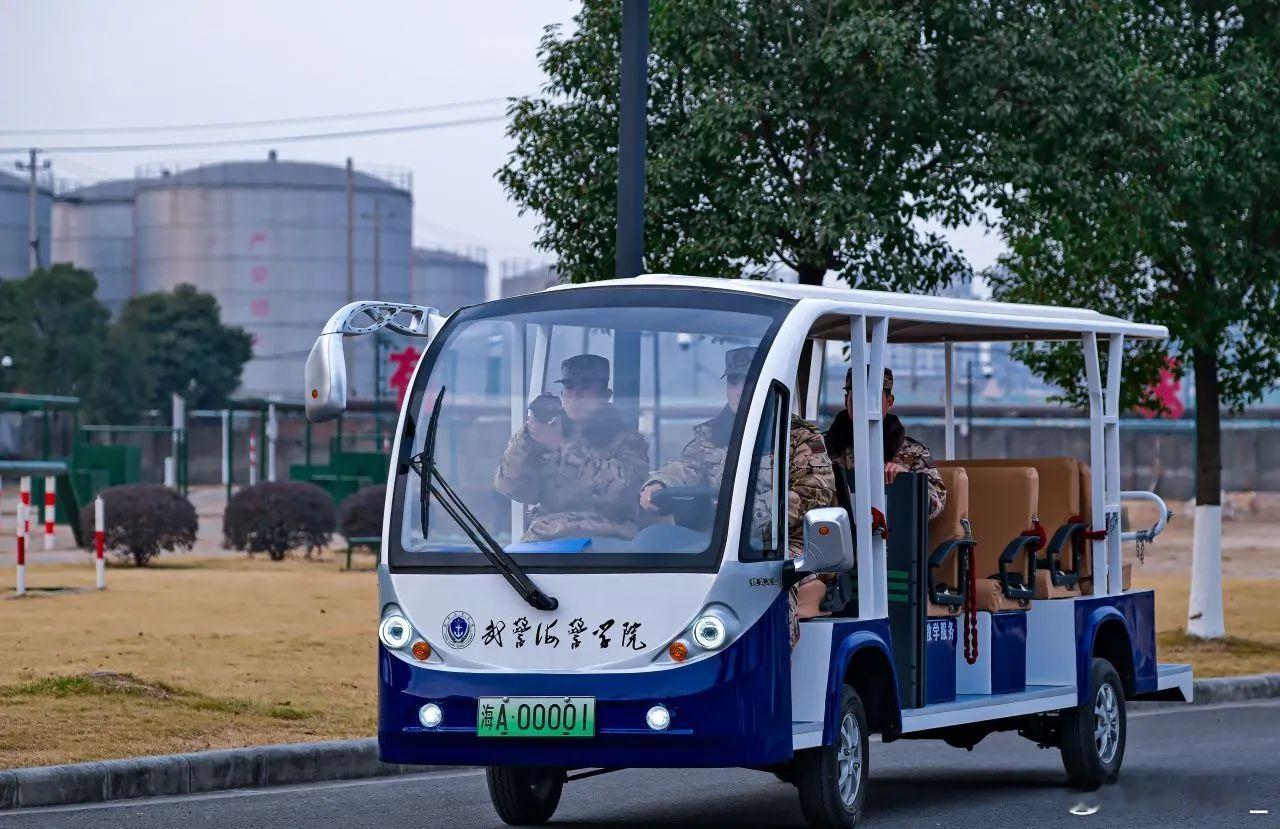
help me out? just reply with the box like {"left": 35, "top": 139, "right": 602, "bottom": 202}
{"left": 937, "top": 463, "right": 1039, "bottom": 613}
{"left": 926, "top": 466, "right": 971, "bottom": 617}
{"left": 945, "top": 458, "right": 1086, "bottom": 599}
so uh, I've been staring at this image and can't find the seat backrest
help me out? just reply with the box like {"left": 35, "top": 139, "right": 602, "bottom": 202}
{"left": 927, "top": 466, "right": 968, "bottom": 591}
{"left": 938, "top": 463, "right": 1038, "bottom": 581}
{"left": 943, "top": 456, "right": 1091, "bottom": 576}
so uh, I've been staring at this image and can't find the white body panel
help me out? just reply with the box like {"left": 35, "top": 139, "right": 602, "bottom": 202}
{"left": 955, "top": 613, "right": 995, "bottom": 695}
{"left": 1025, "top": 599, "right": 1081, "bottom": 687}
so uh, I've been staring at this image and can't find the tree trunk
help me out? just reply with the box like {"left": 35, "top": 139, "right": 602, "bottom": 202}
{"left": 1193, "top": 349, "right": 1222, "bottom": 506}
{"left": 1187, "top": 347, "right": 1225, "bottom": 638}
{"left": 795, "top": 262, "right": 826, "bottom": 286}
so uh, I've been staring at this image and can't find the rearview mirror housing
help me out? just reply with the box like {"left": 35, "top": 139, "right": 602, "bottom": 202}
{"left": 795, "top": 508, "right": 854, "bottom": 574}
{"left": 304, "top": 333, "right": 348, "bottom": 423}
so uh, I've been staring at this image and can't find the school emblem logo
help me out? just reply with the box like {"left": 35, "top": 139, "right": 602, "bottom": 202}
{"left": 443, "top": 611, "right": 475, "bottom": 649}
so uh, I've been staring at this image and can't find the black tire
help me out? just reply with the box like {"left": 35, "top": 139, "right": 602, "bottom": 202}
{"left": 1061, "top": 657, "right": 1127, "bottom": 790}
{"left": 795, "top": 685, "right": 870, "bottom": 829}
{"left": 485, "top": 766, "right": 564, "bottom": 825}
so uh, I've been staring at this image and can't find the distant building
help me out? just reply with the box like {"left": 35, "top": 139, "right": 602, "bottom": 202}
{"left": 0, "top": 169, "right": 53, "bottom": 280}
{"left": 412, "top": 247, "right": 486, "bottom": 314}
{"left": 52, "top": 178, "right": 140, "bottom": 314}
{"left": 499, "top": 259, "right": 559, "bottom": 298}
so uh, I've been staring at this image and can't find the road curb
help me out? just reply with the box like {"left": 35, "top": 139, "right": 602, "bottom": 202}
{"left": 3, "top": 672, "right": 1279, "bottom": 811}
{"left": 0, "top": 739, "right": 445, "bottom": 811}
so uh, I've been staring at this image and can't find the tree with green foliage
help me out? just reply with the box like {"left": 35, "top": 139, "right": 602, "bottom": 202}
{"left": 115, "top": 284, "right": 253, "bottom": 411}
{"left": 0, "top": 264, "right": 110, "bottom": 398}
{"left": 980, "top": 2, "right": 1280, "bottom": 638}
{"left": 500, "top": 0, "right": 988, "bottom": 288}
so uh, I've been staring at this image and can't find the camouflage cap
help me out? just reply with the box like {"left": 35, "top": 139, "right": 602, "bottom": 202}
{"left": 843, "top": 367, "right": 894, "bottom": 392}
{"left": 722, "top": 347, "right": 755, "bottom": 379}
{"left": 555, "top": 353, "right": 610, "bottom": 387}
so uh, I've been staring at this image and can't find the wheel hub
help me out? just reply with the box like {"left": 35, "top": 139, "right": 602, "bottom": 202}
{"left": 836, "top": 712, "right": 863, "bottom": 807}
{"left": 1093, "top": 682, "right": 1120, "bottom": 764}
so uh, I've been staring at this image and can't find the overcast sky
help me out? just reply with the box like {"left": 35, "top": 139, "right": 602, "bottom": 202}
{"left": 2, "top": 0, "right": 1004, "bottom": 296}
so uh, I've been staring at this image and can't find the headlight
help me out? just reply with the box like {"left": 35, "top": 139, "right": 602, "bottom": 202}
{"left": 419, "top": 703, "right": 443, "bottom": 728}
{"left": 379, "top": 614, "right": 412, "bottom": 649}
{"left": 692, "top": 615, "right": 726, "bottom": 650}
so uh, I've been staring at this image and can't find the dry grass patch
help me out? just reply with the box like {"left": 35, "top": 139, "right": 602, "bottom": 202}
{"left": 0, "top": 556, "right": 377, "bottom": 769}
{"left": 1134, "top": 572, "right": 1280, "bottom": 677}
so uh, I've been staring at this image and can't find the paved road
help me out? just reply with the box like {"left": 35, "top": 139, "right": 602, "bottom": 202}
{"left": 4, "top": 701, "right": 1277, "bottom": 829}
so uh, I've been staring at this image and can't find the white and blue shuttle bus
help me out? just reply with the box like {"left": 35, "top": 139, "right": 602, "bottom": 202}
{"left": 304, "top": 275, "right": 1191, "bottom": 828}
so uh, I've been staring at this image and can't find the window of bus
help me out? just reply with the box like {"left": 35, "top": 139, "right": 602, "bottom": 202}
{"left": 390, "top": 289, "right": 792, "bottom": 571}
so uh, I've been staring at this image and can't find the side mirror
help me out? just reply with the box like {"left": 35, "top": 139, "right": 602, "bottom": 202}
{"left": 302, "top": 301, "right": 442, "bottom": 423}
{"left": 304, "top": 333, "right": 348, "bottom": 423}
{"left": 794, "top": 507, "right": 854, "bottom": 574}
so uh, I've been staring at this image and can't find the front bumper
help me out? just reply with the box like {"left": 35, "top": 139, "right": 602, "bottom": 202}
{"left": 378, "top": 595, "right": 792, "bottom": 768}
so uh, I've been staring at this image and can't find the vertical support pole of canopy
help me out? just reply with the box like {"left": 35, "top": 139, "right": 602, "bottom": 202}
{"left": 805, "top": 339, "right": 825, "bottom": 421}
{"left": 1083, "top": 333, "right": 1110, "bottom": 596}
{"left": 1104, "top": 334, "right": 1125, "bottom": 593}
{"left": 509, "top": 322, "right": 528, "bottom": 543}
{"left": 943, "top": 341, "right": 956, "bottom": 460}
{"left": 849, "top": 315, "right": 889, "bottom": 619}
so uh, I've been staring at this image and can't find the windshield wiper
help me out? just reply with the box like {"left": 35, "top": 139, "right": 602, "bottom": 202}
{"left": 409, "top": 387, "right": 559, "bottom": 612}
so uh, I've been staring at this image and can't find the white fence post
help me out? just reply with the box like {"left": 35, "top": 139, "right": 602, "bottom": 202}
{"left": 94, "top": 496, "right": 106, "bottom": 590}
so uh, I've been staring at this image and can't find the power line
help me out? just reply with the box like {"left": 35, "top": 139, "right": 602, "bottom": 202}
{"left": 0, "top": 96, "right": 514, "bottom": 136}
{"left": 0, "top": 113, "right": 508, "bottom": 155}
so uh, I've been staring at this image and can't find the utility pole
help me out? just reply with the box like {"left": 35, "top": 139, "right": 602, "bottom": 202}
{"left": 614, "top": 0, "right": 648, "bottom": 280}
{"left": 14, "top": 148, "right": 50, "bottom": 273}
{"left": 345, "top": 157, "right": 355, "bottom": 302}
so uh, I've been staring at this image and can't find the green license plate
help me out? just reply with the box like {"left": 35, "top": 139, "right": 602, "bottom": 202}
{"left": 476, "top": 696, "right": 595, "bottom": 738}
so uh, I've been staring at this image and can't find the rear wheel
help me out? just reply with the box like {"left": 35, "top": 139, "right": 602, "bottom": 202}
{"left": 485, "top": 766, "right": 564, "bottom": 825}
{"left": 1060, "top": 657, "right": 1126, "bottom": 790}
{"left": 795, "top": 685, "right": 869, "bottom": 829}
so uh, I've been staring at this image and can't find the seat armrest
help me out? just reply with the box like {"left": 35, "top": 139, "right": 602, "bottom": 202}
{"left": 928, "top": 538, "right": 973, "bottom": 607}
{"left": 1042, "top": 521, "right": 1088, "bottom": 587}
{"left": 998, "top": 535, "right": 1040, "bottom": 600}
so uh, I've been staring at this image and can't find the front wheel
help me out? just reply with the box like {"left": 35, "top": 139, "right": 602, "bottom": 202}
{"left": 795, "top": 685, "right": 870, "bottom": 829}
{"left": 1060, "top": 657, "right": 1126, "bottom": 790}
{"left": 485, "top": 766, "right": 564, "bottom": 825}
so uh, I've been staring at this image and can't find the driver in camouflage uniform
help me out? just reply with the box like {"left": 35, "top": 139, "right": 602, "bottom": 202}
{"left": 495, "top": 354, "right": 650, "bottom": 541}
{"left": 641, "top": 347, "right": 836, "bottom": 645}
{"left": 825, "top": 367, "right": 946, "bottom": 520}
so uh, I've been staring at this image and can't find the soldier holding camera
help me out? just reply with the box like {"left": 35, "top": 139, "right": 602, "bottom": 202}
{"left": 494, "top": 354, "right": 650, "bottom": 542}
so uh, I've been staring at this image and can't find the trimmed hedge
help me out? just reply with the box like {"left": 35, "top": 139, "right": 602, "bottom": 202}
{"left": 223, "top": 481, "right": 336, "bottom": 560}
{"left": 80, "top": 484, "right": 198, "bottom": 566}
{"left": 339, "top": 485, "right": 386, "bottom": 540}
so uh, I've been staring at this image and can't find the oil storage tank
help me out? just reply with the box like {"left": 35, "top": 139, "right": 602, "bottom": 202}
{"left": 52, "top": 179, "right": 139, "bottom": 314}
{"left": 412, "top": 246, "right": 487, "bottom": 314}
{"left": 133, "top": 154, "right": 413, "bottom": 400}
{"left": 0, "top": 169, "right": 53, "bottom": 280}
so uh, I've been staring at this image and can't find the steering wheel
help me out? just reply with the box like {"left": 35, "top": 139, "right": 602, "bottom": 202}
{"left": 649, "top": 486, "right": 718, "bottom": 530}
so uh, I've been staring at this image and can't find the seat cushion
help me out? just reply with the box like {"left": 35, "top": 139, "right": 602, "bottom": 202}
{"left": 927, "top": 599, "right": 960, "bottom": 617}
{"left": 937, "top": 464, "right": 1039, "bottom": 583}
{"left": 1034, "top": 567, "right": 1082, "bottom": 599}
{"left": 974, "top": 577, "right": 1030, "bottom": 613}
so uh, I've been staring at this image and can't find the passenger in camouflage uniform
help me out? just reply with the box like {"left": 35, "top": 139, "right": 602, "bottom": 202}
{"left": 641, "top": 347, "right": 836, "bottom": 645}
{"left": 825, "top": 367, "right": 946, "bottom": 520}
{"left": 494, "top": 354, "right": 650, "bottom": 541}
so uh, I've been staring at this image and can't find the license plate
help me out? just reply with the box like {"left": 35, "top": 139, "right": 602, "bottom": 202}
{"left": 476, "top": 696, "right": 595, "bottom": 738}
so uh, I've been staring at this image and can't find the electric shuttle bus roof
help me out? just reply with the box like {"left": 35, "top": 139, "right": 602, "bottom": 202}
{"left": 545, "top": 273, "right": 1169, "bottom": 344}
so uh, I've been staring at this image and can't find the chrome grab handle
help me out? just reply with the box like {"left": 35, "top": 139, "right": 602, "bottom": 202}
{"left": 1119, "top": 490, "right": 1172, "bottom": 544}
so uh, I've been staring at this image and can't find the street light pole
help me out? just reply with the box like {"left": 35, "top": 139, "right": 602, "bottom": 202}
{"left": 615, "top": 0, "right": 648, "bottom": 280}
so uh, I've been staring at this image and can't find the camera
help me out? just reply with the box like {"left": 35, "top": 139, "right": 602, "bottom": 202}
{"left": 528, "top": 393, "right": 564, "bottom": 424}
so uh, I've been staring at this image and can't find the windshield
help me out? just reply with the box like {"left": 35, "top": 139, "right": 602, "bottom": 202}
{"left": 388, "top": 287, "right": 792, "bottom": 571}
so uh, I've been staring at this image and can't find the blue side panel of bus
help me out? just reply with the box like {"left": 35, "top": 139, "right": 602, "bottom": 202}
{"left": 378, "top": 593, "right": 793, "bottom": 768}
{"left": 924, "top": 617, "right": 957, "bottom": 705}
{"left": 823, "top": 618, "right": 900, "bottom": 744}
{"left": 990, "top": 611, "right": 1027, "bottom": 694}
{"left": 1074, "top": 589, "right": 1158, "bottom": 704}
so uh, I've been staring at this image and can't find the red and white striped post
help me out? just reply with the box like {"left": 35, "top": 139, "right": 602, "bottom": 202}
{"left": 248, "top": 433, "right": 259, "bottom": 486}
{"left": 19, "top": 476, "right": 31, "bottom": 538}
{"left": 43, "top": 475, "right": 56, "bottom": 551}
{"left": 15, "top": 500, "right": 26, "bottom": 596}
{"left": 94, "top": 496, "right": 106, "bottom": 590}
